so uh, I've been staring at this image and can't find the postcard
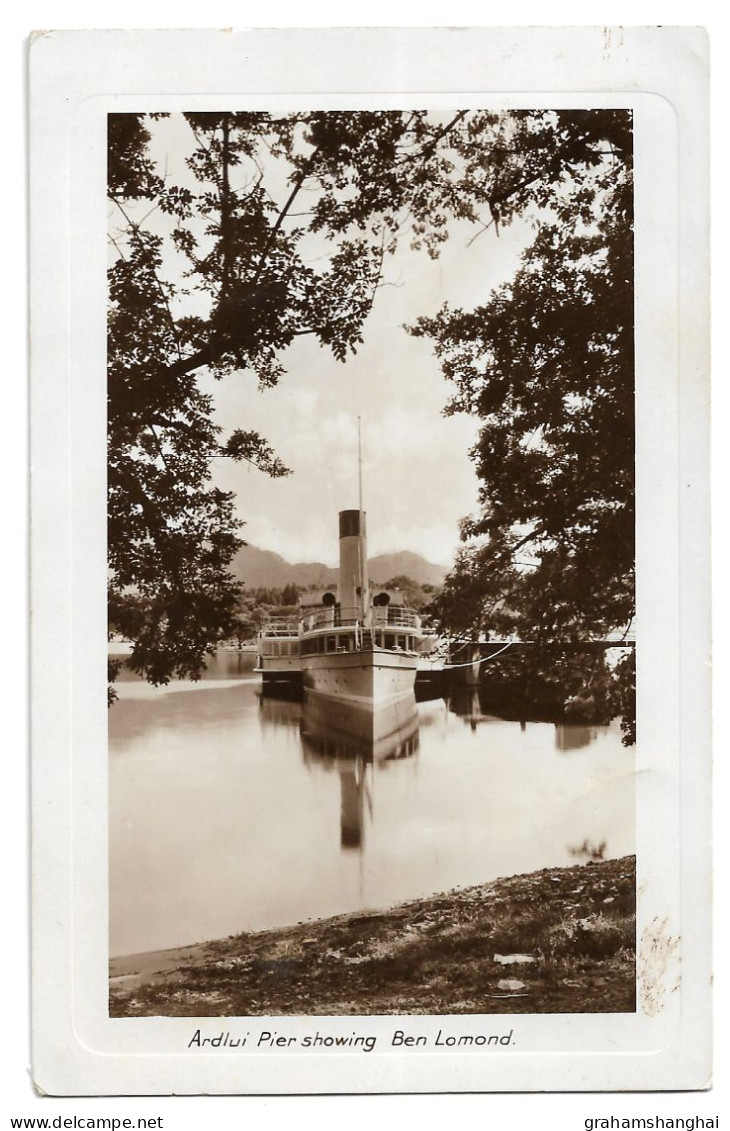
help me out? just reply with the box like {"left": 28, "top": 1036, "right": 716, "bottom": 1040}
{"left": 30, "top": 26, "right": 711, "bottom": 1094}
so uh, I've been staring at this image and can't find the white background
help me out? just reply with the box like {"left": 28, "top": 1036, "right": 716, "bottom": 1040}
{"left": 4, "top": 3, "right": 725, "bottom": 1128}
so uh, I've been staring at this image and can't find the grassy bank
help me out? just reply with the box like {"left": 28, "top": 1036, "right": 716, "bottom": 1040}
{"left": 110, "top": 855, "right": 635, "bottom": 1017}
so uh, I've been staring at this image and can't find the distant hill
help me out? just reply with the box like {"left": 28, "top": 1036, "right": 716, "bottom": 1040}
{"left": 368, "top": 552, "right": 446, "bottom": 588}
{"left": 230, "top": 544, "right": 447, "bottom": 590}
{"left": 230, "top": 546, "right": 336, "bottom": 589}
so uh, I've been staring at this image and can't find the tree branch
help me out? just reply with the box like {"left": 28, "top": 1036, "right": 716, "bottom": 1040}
{"left": 420, "top": 109, "right": 469, "bottom": 158}
{"left": 111, "top": 196, "right": 185, "bottom": 362}
{"left": 251, "top": 144, "right": 321, "bottom": 282}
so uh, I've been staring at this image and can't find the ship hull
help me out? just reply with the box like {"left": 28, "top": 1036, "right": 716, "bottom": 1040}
{"left": 255, "top": 626, "right": 301, "bottom": 689}
{"left": 255, "top": 654, "right": 301, "bottom": 681}
{"left": 301, "top": 648, "right": 417, "bottom": 708}
{"left": 301, "top": 689, "right": 419, "bottom": 760}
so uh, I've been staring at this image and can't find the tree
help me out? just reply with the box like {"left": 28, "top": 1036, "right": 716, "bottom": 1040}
{"left": 281, "top": 583, "right": 300, "bottom": 606}
{"left": 410, "top": 113, "right": 635, "bottom": 739}
{"left": 108, "top": 109, "right": 634, "bottom": 698}
{"left": 383, "top": 575, "right": 437, "bottom": 612}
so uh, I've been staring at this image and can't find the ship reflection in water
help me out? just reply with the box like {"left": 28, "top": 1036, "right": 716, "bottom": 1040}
{"left": 109, "top": 650, "right": 635, "bottom": 958}
{"left": 299, "top": 691, "right": 420, "bottom": 851}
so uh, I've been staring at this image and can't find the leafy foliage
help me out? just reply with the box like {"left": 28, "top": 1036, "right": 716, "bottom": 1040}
{"left": 411, "top": 111, "right": 635, "bottom": 739}
{"left": 608, "top": 651, "right": 636, "bottom": 746}
{"left": 108, "top": 109, "right": 635, "bottom": 719}
{"left": 382, "top": 575, "right": 437, "bottom": 613}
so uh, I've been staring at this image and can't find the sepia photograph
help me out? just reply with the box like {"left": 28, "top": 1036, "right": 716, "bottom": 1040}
{"left": 28, "top": 25, "right": 711, "bottom": 1097}
{"left": 105, "top": 107, "right": 637, "bottom": 1019}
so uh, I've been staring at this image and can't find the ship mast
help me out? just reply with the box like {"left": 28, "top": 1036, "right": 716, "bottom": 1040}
{"left": 357, "top": 417, "right": 366, "bottom": 620}
{"left": 358, "top": 416, "right": 363, "bottom": 516}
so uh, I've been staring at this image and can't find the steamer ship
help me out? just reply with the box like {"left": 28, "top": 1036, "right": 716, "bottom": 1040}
{"left": 298, "top": 508, "right": 422, "bottom": 708}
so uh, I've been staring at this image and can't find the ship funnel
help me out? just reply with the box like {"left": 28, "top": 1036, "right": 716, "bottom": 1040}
{"left": 339, "top": 509, "right": 368, "bottom": 617}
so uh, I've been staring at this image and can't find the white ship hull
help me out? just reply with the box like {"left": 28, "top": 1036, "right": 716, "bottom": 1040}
{"left": 301, "top": 648, "right": 417, "bottom": 708}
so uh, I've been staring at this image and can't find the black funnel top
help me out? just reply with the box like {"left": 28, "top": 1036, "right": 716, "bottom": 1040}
{"left": 339, "top": 510, "right": 366, "bottom": 539}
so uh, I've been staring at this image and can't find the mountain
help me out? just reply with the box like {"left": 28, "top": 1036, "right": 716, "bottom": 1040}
{"left": 230, "top": 546, "right": 337, "bottom": 589}
{"left": 229, "top": 544, "right": 447, "bottom": 590}
{"left": 368, "top": 552, "right": 446, "bottom": 588}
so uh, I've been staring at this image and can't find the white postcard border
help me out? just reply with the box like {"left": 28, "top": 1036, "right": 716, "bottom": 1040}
{"left": 30, "top": 26, "right": 710, "bottom": 1095}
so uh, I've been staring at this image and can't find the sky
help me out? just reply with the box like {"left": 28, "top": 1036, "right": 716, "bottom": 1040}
{"left": 122, "top": 112, "right": 537, "bottom": 567}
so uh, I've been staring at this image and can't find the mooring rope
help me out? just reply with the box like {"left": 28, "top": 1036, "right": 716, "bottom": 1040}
{"left": 425, "top": 640, "right": 516, "bottom": 671}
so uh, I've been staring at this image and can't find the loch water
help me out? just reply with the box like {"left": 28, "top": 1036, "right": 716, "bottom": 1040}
{"left": 109, "top": 650, "right": 635, "bottom": 958}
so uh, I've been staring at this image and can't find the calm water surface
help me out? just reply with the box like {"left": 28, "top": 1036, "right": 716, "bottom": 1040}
{"left": 109, "top": 651, "right": 635, "bottom": 957}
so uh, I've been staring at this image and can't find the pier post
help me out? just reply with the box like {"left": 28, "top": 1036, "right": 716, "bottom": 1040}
{"left": 464, "top": 644, "right": 482, "bottom": 687}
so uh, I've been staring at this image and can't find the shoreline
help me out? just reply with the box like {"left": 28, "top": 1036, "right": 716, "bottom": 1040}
{"left": 110, "top": 855, "right": 636, "bottom": 1017}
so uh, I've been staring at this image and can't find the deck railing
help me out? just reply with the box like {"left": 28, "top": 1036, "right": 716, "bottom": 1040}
{"left": 259, "top": 617, "right": 300, "bottom": 637}
{"left": 300, "top": 606, "right": 359, "bottom": 631}
{"left": 372, "top": 606, "right": 421, "bottom": 628}
{"left": 301, "top": 605, "right": 420, "bottom": 632}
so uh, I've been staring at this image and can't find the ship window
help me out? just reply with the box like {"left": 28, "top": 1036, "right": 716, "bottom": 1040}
{"left": 325, "top": 635, "right": 336, "bottom": 652}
